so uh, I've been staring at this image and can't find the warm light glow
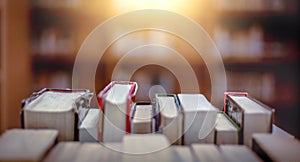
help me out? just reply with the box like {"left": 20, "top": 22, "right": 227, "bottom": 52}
{"left": 113, "top": 0, "right": 205, "bottom": 14}
{"left": 114, "top": 0, "right": 177, "bottom": 10}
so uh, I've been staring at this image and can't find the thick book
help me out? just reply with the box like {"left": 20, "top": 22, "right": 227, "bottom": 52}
{"left": 79, "top": 108, "right": 100, "bottom": 142}
{"left": 220, "top": 145, "right": 263, "bottom": 162}
{"left": 214, "top": 112, "right": 239, "bottom": 145}
{"left": 177, "top": 94, "right": 218, "bottom": 145}
{"left": 21, "top": 88, "right": 93, "bottom": 141}
{"left": 252, "top": 133, "right": 300, "bottom": 162}
{"left": 172, "top": 146, "right": 196, "bottom": 162}
{"left": 97, "top": 81, "right": 137, "bottom": 142}
{"left": 156, "top": 94, "right": 182, "bottom": 145}
{"left": 191, "top": 144, "right": 225, "bottom": 162}
{"left": 130, "top": 102, "right": 154, "bottom": 134}
{"left": 122, "top": 134, "right": 179, "bottom": 162}
{"left": 224, "top": 92, "right": 274, "bottom": 146}
{"left": 0, "top": 129, "right": 58, "bottom": 162}
{"left": 43, "top": 142, "right": 121, "bottom": 162}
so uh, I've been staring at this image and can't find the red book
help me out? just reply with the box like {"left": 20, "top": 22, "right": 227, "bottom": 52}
{"left": 97, "top": 81, "right": 137, "bottom": 142}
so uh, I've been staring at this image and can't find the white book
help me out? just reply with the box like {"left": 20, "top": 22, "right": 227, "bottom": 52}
{"left": 252, "top": 133, "right": 300, "bottom": 162}
{"left": 22, "top": 89, "right": 93, "bottom": 141}
{"left": 43, "top": 142, "right": 121, "bottom": 162}
{"left": 177, "top": 94, "right": 218, "bottom": 145}
{"left": 156, "top": 94, "right": 182, "bottom": 145}
{"left": 225, "top": 94, "right": 274, "bottom": 146}
{"left": 0, "top": 129, "right": 58, "bottom": 162}
{"left": 272, "top": 124, "right": 294, "bottom": 138}
{"left": 79, "top": 108, "right": 100, "bottom": 142}
{"left": 101, "top": 83, "right": 135, "bottom": 142}
{"left": 191, "top": 144, "right": 225, "bottom": 162}
{"left": 122, "top": 134, "right": 179, "bottom": 162}
{"left": 131, "top": 103, "right": 153, "bottom": 134}
{"left": 172, "top": 146, "right": 196, "bottom": 162}
{"left": 215, "top": 112, "right": 239, "bottom": 145}
{"left": 220, "top": 145, "right": 263, "bottom": 162}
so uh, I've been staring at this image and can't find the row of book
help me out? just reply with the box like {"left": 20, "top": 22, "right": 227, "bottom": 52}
{"left": 20, "top": 81, "right": 290, "bottom": 146}
{"left": 98, "top": 81, "right": 273, "bottom": 147}
{"left": 0, "top": 129, "right": 299, "bottom": 161}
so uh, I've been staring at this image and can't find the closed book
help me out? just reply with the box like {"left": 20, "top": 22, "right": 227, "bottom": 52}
{"left": 252, "top": 133, "right": 300, "bottom": 162}
{"left": 43, "top": 142, "right": 121, "bottom": 162}
{"left": 97, "top": 81, "right": 137, "bottom": 142}
{"left": 0, "top": 129, "right": 58, "bottom": 162}
{"left": 21, "top": 88, "right": 93, "bottom": 141}
{"left": 130, "top": 102, "right": 154, "bottom": 134}
{"left": 224, "top": 92, "right": 274, "bottom": 146}
{"left": 214, "top": 112, "right": 239, "bottom": 145}
{"left": 122, "top": 134, "right": 179, "bottom": 162}
{"left": 172, "top": 146, "right": 196, "bottom": 162}
{"left": 191, "top": 144, "right": 225, "bottom": 162}
{"left": 220, "top": 145, "right": 263, "bottom": 162}
{"left": 177, "top": 94, "right": 218, "bottom": 145}
{"left": 79, "top": 108, "right": 100, "bottom": 142}
{"left": 156, "top": 94, "right": 182, "bottom": 145}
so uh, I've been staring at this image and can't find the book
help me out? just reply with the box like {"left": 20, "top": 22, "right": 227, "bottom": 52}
{"left": 122, "top": 134, "right": 179, "bottom": 162}
{"left": 130, "top": 102, "right": 154, "bottom": 134}
{"left": 156, "top": 94, "right": 182, "bottom": 145}
{"left": 79, "top": 108, "right": 100, "bottom": 142}
{"left": 191, "top": 144, "right": 225, "bottom": 162}
{"left": 252, "top": 133, "right": 300, "bottom": 162}
{"left": 272, "top": 124, "right": 294, "bottom": 138}
{"left": 224, "top": 92, "right": 274, "bottom": 146}
{"left": 21, "top": 88, "right": 93, "bottom": 141}
{"left": 177, "top": 94, "right": 218, "bottom": 145}
{"left": 172, "top": 146, "right": 196, "bottom": 162}
{"left": 214, "top": 112, "right": 239, "bottom": 145}
{"left": 0, "top": 129, "right": 58, "bottom": 162}
{"left": 97, "top": 81, "right": 137, "bottom": 142}
{"left": 220, "top": 145, "right": 263, "bottom": 162}
{"left": 43, "top": 142, "right": 121, "bottom": 162}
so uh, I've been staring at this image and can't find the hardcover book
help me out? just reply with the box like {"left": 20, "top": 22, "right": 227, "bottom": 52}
{"left": 21, "top": 88, "right": 93, "bottom": 141}
{"left": 97, "top": 81, "right": 137, "bottom": 142}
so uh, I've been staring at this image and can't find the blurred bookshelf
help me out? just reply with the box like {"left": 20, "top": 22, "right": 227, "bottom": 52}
{"left": 27, "top": 0, "right": 299, "bottom": 137}
{"left": 209, "top": 0, "right": 299, "bottom": 137}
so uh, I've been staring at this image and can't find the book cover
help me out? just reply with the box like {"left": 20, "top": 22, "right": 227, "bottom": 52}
{"left": 130, "top": 102, "right": 154, "bottom": 134}
{"left": 156, "top": 94, "right": 182, "bottom": 145}
{"left": 0, "top": 129, "right": 58, "bottom": 162}
{"left": 177, "top": 94, "right": 218, "bottom": 145}
{"left": 97, "top": 81, "right": 137, "bottom": 142}
{"left": 21, "top": 88, "right": 93, "bottom": 141}
{"left": 224, "top": 92, "right": 274, "bottom": 146}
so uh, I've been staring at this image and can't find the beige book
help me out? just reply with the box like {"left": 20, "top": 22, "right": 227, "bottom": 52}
{"left": 178, "top": 94, "right": 218, "bottom": 145}
{"left": 43, "top": 142, "right": 121, "bottom": 162}
{"left": 22, "top": 89, "right": 93, "bottom": 141}
{"left": 79, "top": 108, "right": 100, "bottom": 142}
{"left": 156, "top": 94, "right": 182, "bottom": 145}
{"left": 131, "top": 103, "right": 153, "bottom": 134}
{"left": 225, "top": 94, "right": 274, "bottom": 146}
{"left": 122, "top": 134, "right": 179, "bottom": 162}
{"left": 220, "top": 145, "right": 263, "bottom": 162}
{"left": 191, "top": 144, "right": 225, "bottom": 162}
{"left": 252, "top": 133, "right": 300, "bottom": 162}
{"left": 215, "top": 112, "right": 239, "bottom": 145}
{"left": 172, "top": 146, "right": 196, "bottom": 162}
{"left": 0, "top": 129, "right": 58, "bottom": 162}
